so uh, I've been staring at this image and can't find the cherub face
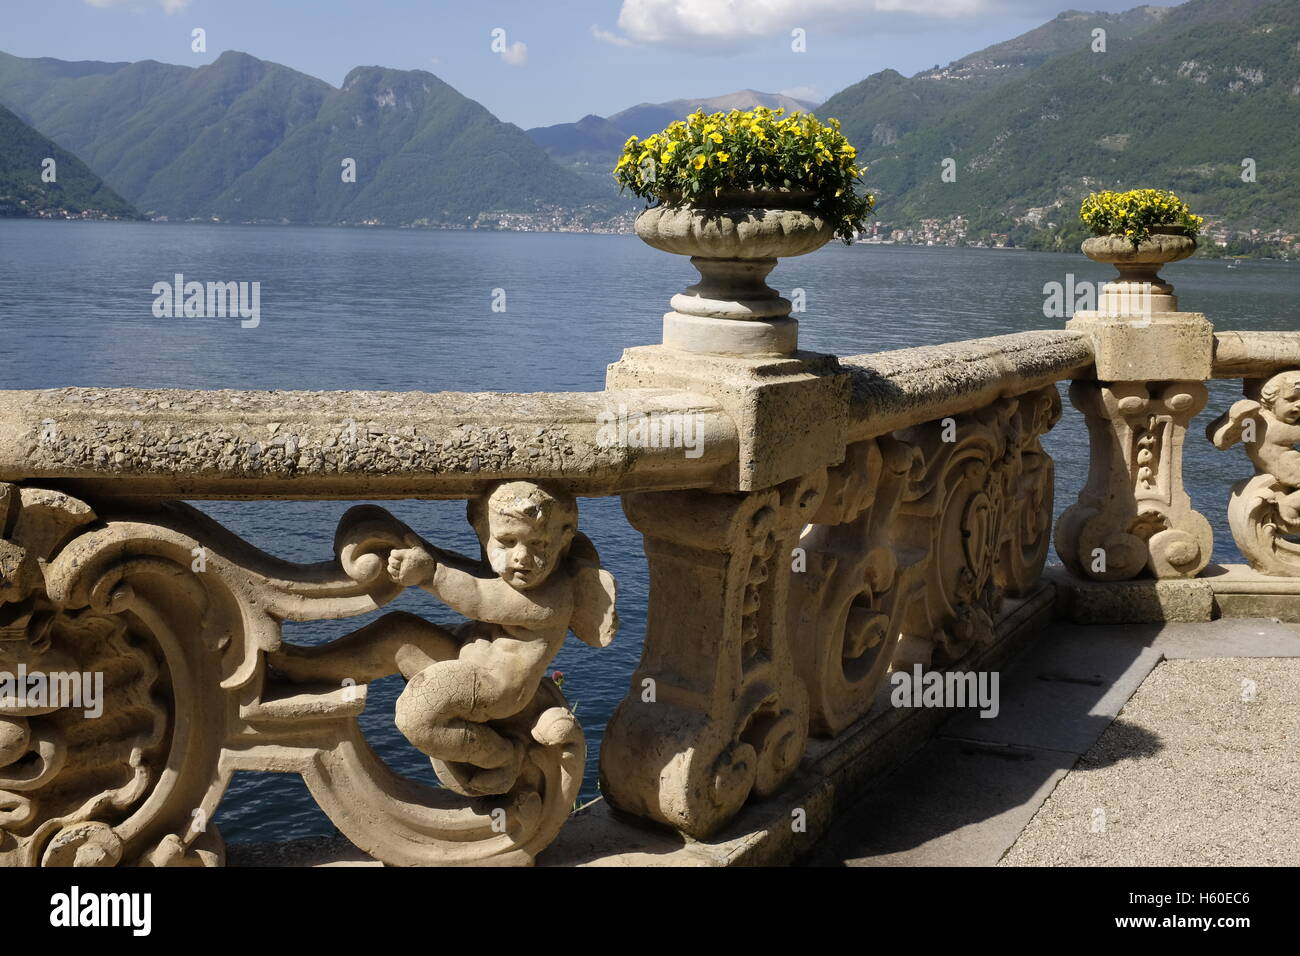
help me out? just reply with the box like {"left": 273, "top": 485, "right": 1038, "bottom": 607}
{"left": 481, "top": 510, "right": 572, "bottom": 590}
{"left": 1267, "top": 377, "right": 1300, "bottom": 424}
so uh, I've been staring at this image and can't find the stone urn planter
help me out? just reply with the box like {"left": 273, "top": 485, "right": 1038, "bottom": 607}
{"left": 1070, "top": 224, "right": 1212, "bottom": 382}
{"left": 636, "top": 189, "right": 835, "bottom": 355}
{"left": 1080, "top": 224, "right": 1197, "bottom": 316}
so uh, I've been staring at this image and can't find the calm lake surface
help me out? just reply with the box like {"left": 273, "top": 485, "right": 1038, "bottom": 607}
{"left": 2, "top": 219, "right": 1297, "bottom": 843}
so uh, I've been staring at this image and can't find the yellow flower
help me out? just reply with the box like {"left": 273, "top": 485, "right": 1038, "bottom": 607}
{"left": 693, "top": 155, "right": 706, "bottom": 170}
{"left": 710, "top": 132, "right": 723, "bottom": 144}
{"left": 717, "top": 151, "right": 730, "bottom": 162}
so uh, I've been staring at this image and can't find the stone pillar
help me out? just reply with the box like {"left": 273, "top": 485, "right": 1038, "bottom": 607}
{"left": 599, "top": 350, "right": 845, "bottom": 838}
{"left": 599, "top": 470, "right": 824, "bottom": 838}
{"left": 599, "top": 203, "right": 851, "bottom": 834}
{"left": 1056, "top": 233, "right": 1213, "bottom": 580}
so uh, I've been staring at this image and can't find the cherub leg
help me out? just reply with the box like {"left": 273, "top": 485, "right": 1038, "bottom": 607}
{"left": 394, "top": 660, "right": 528, "bottom": 795}
{"left": 268, "top": 611, "right": 458, "bottom": 684}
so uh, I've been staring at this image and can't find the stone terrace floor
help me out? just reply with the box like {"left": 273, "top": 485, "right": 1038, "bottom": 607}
{"left": 803, "top": 619, "right": 1300, "bottom": 867}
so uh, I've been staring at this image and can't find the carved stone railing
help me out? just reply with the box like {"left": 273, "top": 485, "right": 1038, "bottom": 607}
{"left": 0, "top": 389, "right": 737, "bottom": 866}
{"left": 3, "top": 236, "right": 1291, "bottom": 866}
{"left": 1051, "top": 246, "right": 1300, "bottom": 587}
{"left": 598, "top": 331, "right": 1088, "bottom": 835}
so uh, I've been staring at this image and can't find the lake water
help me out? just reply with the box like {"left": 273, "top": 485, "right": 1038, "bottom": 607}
{"left": 2, "top": 219, "right": 1297, "bottom": 844}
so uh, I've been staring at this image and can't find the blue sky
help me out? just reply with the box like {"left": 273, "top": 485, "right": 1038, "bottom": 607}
{"left": 3, "top": 0, "right": 1169, "bottom": 127}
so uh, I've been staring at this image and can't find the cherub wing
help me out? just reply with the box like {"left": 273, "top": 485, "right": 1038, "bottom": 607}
{"left": 567, "top": 532, "right": 617, "bottom": 648}
{"left": 1207, "top": 399, "right": 1262, "bottom": 450}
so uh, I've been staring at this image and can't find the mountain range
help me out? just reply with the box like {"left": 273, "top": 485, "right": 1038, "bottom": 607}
{"left": 0, "top": 49, "right": 614, "bottom": 225}
{"left": 0, "top": 102, "right": 138, "bottom": 219}
{"left": 829, "top": 0, "right": 1298, "bottom": 248}
{"left": 527, "top": 89, "right": 818, "bottom": 166}
{"left": 0, "top": 0, "right": 1294, "bottom": 244}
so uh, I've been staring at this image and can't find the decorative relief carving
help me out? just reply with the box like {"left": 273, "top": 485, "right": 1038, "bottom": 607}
{"left": 788, "top": 388, "right": 1059, "bottom": 736}
{"left": 601, "top": 470, "right": 824, "bottom": 839}
{"left": 789, "top": 438, "right": 923, "bottom": 736}
{"left": 1209, "top": 370, "right": 1300, "bottom": 576}
{"left": 895, "top": 387, "right": 1060, "bottom": 668}
{"left": 0, "top": 479, "right": 614, "bottom": 867}
{"left": 1056, "top": 380, "right": 1211, "bottom": 580}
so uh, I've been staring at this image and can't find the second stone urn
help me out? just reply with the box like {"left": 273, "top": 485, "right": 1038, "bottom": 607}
{"left": 1068, "top": 225, "right": 1212, "bottom": 382}
{"left": 635, "top": 189, "right": 835, "bottom": 355}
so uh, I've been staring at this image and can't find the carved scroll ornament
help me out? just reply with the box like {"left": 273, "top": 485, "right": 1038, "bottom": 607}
{"left": 0, "top": 480, "right": 614, "bottom": 867}
{"left": 788, "top": 387, "right": 1060, "bottom": 736}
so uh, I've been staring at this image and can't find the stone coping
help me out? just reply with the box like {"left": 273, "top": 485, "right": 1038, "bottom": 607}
{"left": 1212, "top": 331, "right": 1300, "bottom": 378}
{"left": 0, "top": 387, "right": 737, "bottom": 499}
{"left": 841, "top": 331, "right": 1093, "bottom": 440}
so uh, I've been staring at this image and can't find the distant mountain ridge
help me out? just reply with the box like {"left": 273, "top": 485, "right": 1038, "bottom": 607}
{"left": 0, "top": 0, "right": 1294, "bottom": 241}
{"left": 0, "top": 49, "right": 617, "bottom": 225}
{"left": 528, "top": 89, "right": 819, "bottom": 165}
{"left": 843, "top": 0, "right": 1298, "bottom": 242}
{"left": 0, "top": 102, "right": 139, "bottom": 219}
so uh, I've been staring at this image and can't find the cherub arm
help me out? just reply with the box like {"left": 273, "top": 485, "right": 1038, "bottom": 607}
{"left": 427, "top": 562, "right": 561, "bottom": 629}
{"left": 1207, "top": 399, "right": 1261, "bottom": 450}
{"left": 567, "top": 532, "right": 618, "bottom": 648}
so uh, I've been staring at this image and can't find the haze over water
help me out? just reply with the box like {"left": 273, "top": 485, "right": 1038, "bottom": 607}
{"left": 3, "top": 219, "right": 1296, "bottom": 843}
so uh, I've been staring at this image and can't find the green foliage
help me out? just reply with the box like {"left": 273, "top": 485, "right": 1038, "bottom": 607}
{"left": 828, "top": 0, "right": 1298, "bottom": 241}
{"left": 614, "top": 108, "right": 874, "bottom": 243}
{"left": 0, "top": 51, "right": 618, "bottom": 225}
{"left": 0, "top": 103, "right": 139, "bottom": 218}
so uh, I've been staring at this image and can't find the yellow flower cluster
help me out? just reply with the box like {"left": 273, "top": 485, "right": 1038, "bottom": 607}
{"left": 1079, "top": 188, "right": 1204, "bottom": 245}
{"left": 614, "top": 107, "right": 874, "bottom": 244}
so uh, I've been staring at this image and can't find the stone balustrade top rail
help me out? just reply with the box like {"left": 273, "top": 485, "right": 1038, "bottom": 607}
{"left": 1211, "top": 331, "right": 1300, "bottom": 378}
{"left": 842, "top": 330, "right": 1093, "bottom": 440}
{"left": 14, "top": 328, "right": 1287, "bottom": 504}
{"left": 0, "top": 386, "right": 738, "bottom": 499}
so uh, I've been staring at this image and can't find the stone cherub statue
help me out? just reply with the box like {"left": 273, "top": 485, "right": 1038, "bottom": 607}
{"left": 1209, "top": 369, "right": 1300, "bottom": 527}
{"left": 271, "top": 480, "right": 617, "bottom": 797}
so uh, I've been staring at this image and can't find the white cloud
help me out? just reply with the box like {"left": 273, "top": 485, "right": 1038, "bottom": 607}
{"left": 591, "top": 24, "right": 633, "bottom": 48}
{"left": 85, "top": 0, "right": 191, "bottom": 12}
{"left": 500, "top": 40, "right": 528, "bottom": 67}
{"left": 612, "top": 0, "right": 1049, "bottom": 51}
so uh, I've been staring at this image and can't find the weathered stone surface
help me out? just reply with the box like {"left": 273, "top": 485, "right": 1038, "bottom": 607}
{"left": 0, "top": 387, "right": 737, "bottom": 499}
{"left": 1068, "top": 311, "right": 1213, "bottom": 382}
{"left": 1048, "top": 566, "right": 1214, "bottom": 623}
{"left": 600, "top": 473, "right": 822, "bottom": 838}
{"left": 840, "top": 331, "right": 1091, "bottom": 441}
{"left": 1203, "top": 563, "right": 1300, "bottom": 621}
{"left": 1208, "top": 370, "right": 1300, "bottom": 576}
{"left": 1055, "top": 380, "right": 1212, "bottom": 580}
{"left": 636, "top": 197, "right": 834, "bottom": 355}
{"left": 0, "top": 480, "right": 616, "bottom": 867}
{"left": 635, "top": 198, "right": 833, "bottom": 261}
{"left": 607, "top": 345, "right": 848, "bottom": 492}
{"left": 791, "top": 387, "right": 1060, "bottom": 736}
{"left": 1213, "top": 331, "right": 1300, "bottom": 378}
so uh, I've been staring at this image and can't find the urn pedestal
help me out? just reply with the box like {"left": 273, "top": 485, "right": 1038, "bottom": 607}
{"left": 634, "top": 192, "right": 835, "bottom": 356}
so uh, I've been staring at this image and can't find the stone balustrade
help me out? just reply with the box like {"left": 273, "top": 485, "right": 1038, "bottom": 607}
{"left": 2, "top": 240, "right": 1296, "bottom": 868}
